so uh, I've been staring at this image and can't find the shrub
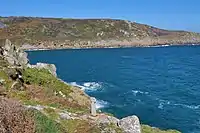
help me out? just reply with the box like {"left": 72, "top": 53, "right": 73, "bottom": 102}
{"left": 0, "top": 97, "right": 35, "bottom": 133}
{"left": 22, "top": 68, "right": 72, "bottom": 96}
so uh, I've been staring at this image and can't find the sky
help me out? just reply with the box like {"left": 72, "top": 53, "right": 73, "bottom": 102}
{"left": 1, "top": 0, "right": 200, "bottom": 32}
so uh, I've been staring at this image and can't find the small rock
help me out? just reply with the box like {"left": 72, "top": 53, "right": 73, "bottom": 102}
{"left": 0, "top": 79, "right": 5, "bottom": 86}
{"left": 119, "top": 115, "right": 141, "bottom": 133}
{"left": 59, "top": 112, "right": 71, "bottom": 120}
{"left": 26, "top": 105, "right": 44, "bottom": 111}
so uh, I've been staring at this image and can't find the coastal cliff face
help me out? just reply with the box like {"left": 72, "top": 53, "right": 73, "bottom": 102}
{"left": 0, "top": 17, "right": 200, "bottom": 50}
{"left": 0, "top": 40, "right": 181, "bottom": 133}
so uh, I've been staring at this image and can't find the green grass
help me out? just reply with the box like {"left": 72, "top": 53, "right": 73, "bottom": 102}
{"left": 43, "top": 107, "right": 59, "bottom": 120}
{"left": 22, "top": 68, "right": 72, "bottom": 96}
{"left": 142, "top": 125, "right": 181, "bottom": 133}
{"left": 31, "top": 110, "right": 65, "bottom": 133}
{"left": 0, "top": 70, "right": 13, "bottom": 89}
{"left": 107, "top": 123, "right": 123, "bottom": 133}
{"left": 21, "top": 68, "right": 90, "bottom": 114}
{"left": 61, "top": 119, "right": 97, "bottom": 133}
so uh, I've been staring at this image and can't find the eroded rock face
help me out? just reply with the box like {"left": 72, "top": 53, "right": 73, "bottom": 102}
{"left": 2, "top": 39, "right": 29, "bottom": 67}
{"left": 119, "top": 115, "right": 141, "bottom": 133}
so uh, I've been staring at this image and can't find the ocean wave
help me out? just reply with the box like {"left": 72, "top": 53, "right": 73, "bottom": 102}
{"left": 69, "top": 82, "right": 84, "bottom": 89}
{"left": 150, "top": 44, "right": 171, "bottom": 48}
{"left": 131, "top": 89, "right": 149, "bottom": 95}
{"left": 96, "top": 99, "right": 109, "bottom": 109}
{"left": 173, "top": 103, "right": 200, "bottom": 109}
{"left": 158, "top": 99, "right": 171, "bottom": 109}
{"left": 157, "top": 99, "right": 200, "bottom": 110}
{"left": 69, "top": 82, "right": 102, "bottom": 92}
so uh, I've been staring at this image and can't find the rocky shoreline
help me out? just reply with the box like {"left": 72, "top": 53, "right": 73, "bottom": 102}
{"left": 22, "top": 41, "right": 200, "bottom": 51}
{"left": 0, "top": 39, "right": 181, "bottom": 133}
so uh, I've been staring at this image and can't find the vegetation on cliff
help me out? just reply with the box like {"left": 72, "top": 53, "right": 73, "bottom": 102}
{"left": 0, "top": 40, "right": 182, "bottom": 132}
{"left": 0, "top": 16, "right": 200, "bottom": 49}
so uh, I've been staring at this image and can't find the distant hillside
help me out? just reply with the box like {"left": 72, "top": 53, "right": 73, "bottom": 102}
{"left": 0, "top": 16, "right": 200, "bottom": 49}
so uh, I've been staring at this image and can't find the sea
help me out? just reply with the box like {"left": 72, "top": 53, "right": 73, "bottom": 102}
{"left": 27, "top": 45, "right": 200, "bottom": 133}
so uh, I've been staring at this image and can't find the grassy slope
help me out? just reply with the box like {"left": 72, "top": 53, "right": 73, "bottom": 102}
{"left": 0, "top": 17, "right": 199, "bottom": 48}
{"left": 142, "top": 125, "right": 181, "bottom": 133}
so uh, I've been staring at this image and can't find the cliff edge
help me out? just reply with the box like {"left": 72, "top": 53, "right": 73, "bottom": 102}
{"left": 0, "top": 40, "right": 181, "bottom": 133}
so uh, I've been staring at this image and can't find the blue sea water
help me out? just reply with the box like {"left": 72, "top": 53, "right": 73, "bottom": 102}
{"left": 27, "top": 45, "right": 200, "bottom": 133}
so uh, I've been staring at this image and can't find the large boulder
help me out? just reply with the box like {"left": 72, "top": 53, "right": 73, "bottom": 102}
{"left": 17, "top": 49, "right": 29, "bottom": 66}
{"left": 119, "top": 115, "right": 141, "bottom": 133}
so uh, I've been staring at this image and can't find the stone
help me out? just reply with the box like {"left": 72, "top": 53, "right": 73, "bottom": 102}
{"left": 4, "top": 39, "right": 12, "bottom": 51}
{"left": 26, "top": 105, "right": 44, "bottom": 111}
{"left": 0, "top": 79, "right": 5, "bottom": 85}
{"left": 2, "top": 39, "right": 29, "bottom": 66}
{"left": 91, "top": 97, "right": 97, "bottom": 116}
{"left": 97, "top": 114, "right": 119, "bottom": 125}
{"left": 5, "top": 56, "right": 16, "bottom": 66}
{"left": 59, "top": 112, "right": 71, "bottom": 120}
{"left": 17, "top": 51, "right": 29, "bottom": 67}
{"left": 118, "top": 115, "right": 141, "bottom": 133}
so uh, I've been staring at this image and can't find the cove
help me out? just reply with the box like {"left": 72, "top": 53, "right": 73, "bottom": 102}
{"left": 27, "top": 45, "right": 200, "bottom": 133}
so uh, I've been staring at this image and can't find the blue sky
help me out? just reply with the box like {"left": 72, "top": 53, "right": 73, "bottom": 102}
{"left": 1, "top": 0, "right": 200, "bottom": 32}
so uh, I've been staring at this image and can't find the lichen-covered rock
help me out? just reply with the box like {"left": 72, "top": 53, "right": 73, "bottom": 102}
{"left": 119, "top": 115, "right": 141, "bottom": 133}
{"left": 17, "top": 50, "right": 29, "bottom": 66}
{"left": 59, "top": 112, "right": 71, "bottom": 120}
{"left": 2, "top": 39, "right": 29, "bottom": 67}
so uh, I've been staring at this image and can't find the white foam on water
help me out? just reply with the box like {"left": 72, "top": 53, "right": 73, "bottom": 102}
{"left": 83, "top": 82, "right": 102, "bottom": 89}
{"left": 158, "top": 99, "right": 171, "bottom": 109}
{"left": 131, "top": 89, "right": 149, "bottom": 95}
{"left": 173, "top": 103, "right": 200, "bottom": 110}
{"left": 157, "top": 98, "right": 200, "bottom": 110}
{"left": 69, "top": 82, "right": 102, "bottom": 92}
{"left": 96, "top": 99, "right": 109, "bottom": 109}
{"left": 151, "top": 44, "right": 171, "bottom": 48}
{"left": 69, "top": 82, "right": 85, "bottom": 89}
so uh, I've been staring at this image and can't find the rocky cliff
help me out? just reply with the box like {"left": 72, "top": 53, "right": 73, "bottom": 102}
{"left": 0, "top": 40, "right": 181, "bottom": 133}
{"left": 0, "top": 17, "right": 200, "bottom": 50}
